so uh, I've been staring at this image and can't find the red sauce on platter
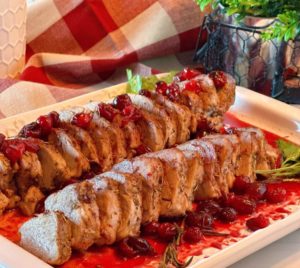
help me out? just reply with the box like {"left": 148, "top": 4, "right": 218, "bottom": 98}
{"left": 0, "top": 112, "right": 300, "bottom": 268}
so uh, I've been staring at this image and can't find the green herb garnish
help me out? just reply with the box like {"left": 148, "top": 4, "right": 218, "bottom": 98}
{"left": 256, "top": 139, "right": 300, "bottom": 177}
{"left": 159, "top": 224, "right": 193, "bottom": 268}
{"left": 195, "top": 0, "right": 300, "bottom": 41}
{"left": 126, "top": 69, "right": 142, "bottom": 94}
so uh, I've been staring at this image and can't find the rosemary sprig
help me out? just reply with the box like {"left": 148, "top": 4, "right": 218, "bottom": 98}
{"left": 159, "top": 224, "right": 193, "bottom": 268}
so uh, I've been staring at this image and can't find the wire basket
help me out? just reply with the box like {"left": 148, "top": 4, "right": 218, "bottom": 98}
{"left": 193, "top": 12, "right": 300, "bottom": 104}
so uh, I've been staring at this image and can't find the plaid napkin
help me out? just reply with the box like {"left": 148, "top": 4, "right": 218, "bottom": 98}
{"left": 0, "top": 0, "right": 207, "bottom": 118}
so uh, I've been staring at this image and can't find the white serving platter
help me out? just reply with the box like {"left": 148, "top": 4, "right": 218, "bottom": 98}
{"left": 0, "top": 84, "right": 300, "bottom": 268}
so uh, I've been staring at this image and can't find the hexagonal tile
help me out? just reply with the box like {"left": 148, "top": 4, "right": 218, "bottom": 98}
{"left": 9, "top": 27, "right": 20, "bottom": 46}
{"left": 3, "top": 11, "right": 15, "bottom": 30}
{"left": 15, "top": 42, "right": 25, "bottom": 59}
{"left": 0, "top": 2, "right": 9, "bottom": 15}
{"left": 9, "top": 0, "right": 24, "bottom": 12}
{"left": 8, "top": 59, "right": 20, "bottom": 78}
{"left": 2, "top": 45, "right": 15, "bottom": 64}
{"left": 0, "top": 31, "right": 9, "bottom": 48}
{"left": 0, "top": 62, "right": 8, "bottom": 78}
{"left": 15, "top": 8, "right": 25, "bottom": 27}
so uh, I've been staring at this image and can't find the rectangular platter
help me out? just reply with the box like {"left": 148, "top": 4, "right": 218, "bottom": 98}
{"left": 0, "top": 82, "right": 300, "bottom": 268}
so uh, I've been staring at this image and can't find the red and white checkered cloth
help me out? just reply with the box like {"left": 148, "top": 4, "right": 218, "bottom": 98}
{"left": 0, "top": 0, "right": 208, "bottom": 118}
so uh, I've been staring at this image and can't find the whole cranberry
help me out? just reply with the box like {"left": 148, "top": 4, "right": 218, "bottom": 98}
{"left": 246, "top": 182, "right": 267, "bottom": 201}
{"left": 232, "top": 176, "right": 251, "bottom": 194}
{"left": 174, "top": 68, "right": 201, "bottom": 81}
{"left": 155, "top": 81, "right": 168, "bottom": 95}
{"left": 141, "top": 221, "right": 159, "bottom": 236}
{"left": 37, "top": 115, "right": 53, "bottom": 136}
{"left": 49, "top": 111, "right": 60, "bottom": 127}
{"left": 183, "top": 80, "right": 202, "bottom": 94}
{"left": 127, "top": 237, "right": 154, "bottom": 256}
{"left": 265, "top": 185, "right": 287, "bottom": 203}
{"left": 183, "top": 227, "right": 203, "bottom": 243}
{"left": 98, "top": 103, "right": 119, "bottom": 122}
{"left": 22, "top": 138, "right": 40, "bottom": 153}
{"left": 122, "top": 105, "right": 142, "bottom": 122}
{"left": 135, "top": 144, "right": 152, "bottom": 155}
{"left": 71, "top": 113, "right": 92, "bottom": 129}
{"left": 197, "top": 199, "right": 221, "bottom": 216}
{"left": 166, "top": 84, "right": 180, "bottom": 101}
{"left": 139, "top": 89, "right": 152, "bottom": 98}
{"left": 227, "top": 195, "right": 256, "bottom": 215}
{"left": 218, "top": 207, "right": 237, "bottom": 223}
{"left": 209, "top": 71, "right": 227, "bottom": 89}
{"left": 118, "top": 238, "right": 138, "bottom": 258}
{"left": 18, "top": 122, "right": 42, "bottom": 138}
{"left": 185, "top": 211, "right": 214, "bottom": 229}
{"left": 157, "top": 222, "right": 177, "bottom": 242}
{"left": 246, "top": 214, "right": 270, "bottom": 231}
{"left": 2, "top": 141, "right": 26, "bottom": 163}
{"left": 113, "top": 94, "right": 132, "bottom": 110}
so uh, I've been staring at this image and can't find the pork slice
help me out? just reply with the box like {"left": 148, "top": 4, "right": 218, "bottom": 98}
{"left": 44, "top": 181, "right": 100, "bottom": 250}
{"left": 216, "top": 73, "right": 236, "bottom": 114}
{"left": 48, "top": 128, "right": 90, "bottom": 178}
{"left": 36, "top": 141, "right": 69, "bottom": 190}
{"left": 135, "top": 109, "right": 165, "bottom": 151}
{"left": 100, "top": 171, "right": 142, "bottom": 240}
{"left": 177, "top": 140, "right": 221, "bottom": 199}
{"left": 121, "top": 120, "right": 142, "bottom": 151}
{"left": 19, "top": 211, "right": 72, "bottom": 265}
{"left": 0, "top": 191, "right": 9, "bottom": 215}
{"left": 89, "top": 176, "right": 121, "bottom": 246}
{"left": 113, "top": 156, "right": 163, "bottom": 223}
{"left": 18, "top": 186, "right": 45, "bottom": 216}
{"left": 59, "top": 122, "right": 100, "bottom": 165}
{"left": 129, "top": 94, "right": 177, "bottom": 147}
{"left": 91, "top": 112, "right": 127, "bottom": 164}
{"left": 145, "top": 148, "right": 189, "bottom": 216}
{"left": 176, "top": 149, "right": 204, "bottom": 206}
{"left": 150, "top": 92, "right": 191, "bottom": 144}
{"left": 0, "top": 153, "right": 14, "bottom": 191}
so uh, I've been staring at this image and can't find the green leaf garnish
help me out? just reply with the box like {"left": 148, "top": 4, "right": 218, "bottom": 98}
{"left": 126, "top": 69, "right": 142, "bottom": 94}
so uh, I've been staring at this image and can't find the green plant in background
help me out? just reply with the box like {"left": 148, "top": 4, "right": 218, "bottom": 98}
{"left": 195, "top": 0, "right": 300, "bottom": 41}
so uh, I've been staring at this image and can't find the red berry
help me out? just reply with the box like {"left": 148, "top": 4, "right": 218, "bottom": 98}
{"left": 197, "top": 200, "right": 221, "bottom": 216}
{"left": 185, "top": 211, "right": 214, "bottom": 229}
{"left": 135, "top": 144, "right": 152, "bottom": 155}
{"left": 246, "top": 214, "right": 270, "bottom": 231}
{"left": 265, "top": 185, "right": 286, "bottom": 203}
{"left": 142, "top": 221, "right": 159, "bottom": 236}
{"left": 227, "top": 195, "right": 256, "bottom": 215}
{"left": 18, "top": 122, "right": 42, "bottom": 138}
{"left": 113, "top": 94, "right": 132, "bottom": 110}
{"left": 166, "top": 84, "right": 180, "bottom": 101}
{"left": 122, "top": 105, "right": 142, "bottom": 122}
{"left": 157, "top": 222, "right": 177, "bottom": 242}
{"left": 21, "top": 138, "right": 40, "bottom": 153}
{"left": 71, "top": 113, "right": 92, "bottom": 129}
{"left": 174, "top": 68, "right": 201, "bottom": 82}
{"left": 155, "top": 81, "right": 168, "bottom": 95}
{"left": 246, "top": 182, "right": 267, "bottom": 201}
{"left": 209, "top": 71, "right": 227, "bottom": 89}
{"left": 37, "top": 115, "right": 53, "bottom": 136}
{"left": 139, "top": 89, "right": 152, "bottom": 98}
{"left": 98, "top": 103, "right": 119, "bottom": 122}
{"left": 219, "top": 125, "right": 236, "bottom": 135}
{"left": 218, "top": 207, "right": 237, "bottom": 223}
{"left": 233, "top": 176, "right": 251, "bottom": 194}
{"left": 127, "top": 237, "right": 154, "bottom": 256}
{"left": 183, "top": 227, "right": 203, "bottom": 243}
{"left": 118, "top": 238, "right": 138, "bottom": 258}
{"left": 2, "top": 141, "right": 26, "bottom": 163}
{"left": 0, "top": 133, "right": 5, "bottom": 146}
{"left": 49, "top": 111, "right": 60, "bottom": 127}
{"left": 183, "top": 80, "right": 202, "bottom": 94}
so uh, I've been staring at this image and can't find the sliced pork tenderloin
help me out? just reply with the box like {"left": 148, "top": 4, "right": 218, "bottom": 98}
{"left": 18, "top": 186, "right": 45, "bottom": 216}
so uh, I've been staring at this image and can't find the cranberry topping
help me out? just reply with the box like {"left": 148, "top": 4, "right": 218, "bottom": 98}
{"left": 19, "top": 122, "right": 42, "bottom": 138}
{"left": 197, "top": 199, "right": 221, "bottom": 216}
{"left": 183, "top": 80, "right": 202, "bottom": 94}
{"left": 157, "top": 222, "right": 177, "bottom": 242}
{"left": 122, "top": 105, "right": 142, "bottom": 122}
{"left": 139, "top": 89, "right": 152, "bottom": 98}
{"left": 227, "top": 195, "right": 256, "bottom": 215}
{"left": 98, "top": 103, "right": 119, "bottom": 122}
{"left": 174, "top": 68, "right": 201, "bottom": 82}
{"left": 246, "top": 182, "right": 267, "bottom": 201}
{"left": 135, "top": 144, "right": 152, "bottom": 155}
{"left": 166, "top": 84, "right": 180, "bottom": 101}
{"left": 246, "top": 214, "right": 270, "bottom": 231}
{"left": 1, "top": 140, "right": 26, "bottom": 163}
{"left": 183, "top": 227, "right": 203, "bottom": 243}
{"left": 71, "top": 113, "right": 92, "bottom": 129}
{"left": 37, "top": 115, "right": 53, "bottom": 136}
{"left": 142, "top": 221, "right": 159, "bottom": 236}
{"left": 49, "top": 111, "right": 60, "bottom": 127}
{"left": 265, "top": 185, "right": 287, "bottom": 203}
{"left": 113, "top": 94, "right": 132, "bottom": 111}
{"left": 155, "top": 81, "right": 168, "bottom": 95}
{"left": 127, "top": 237, "right": 154, "bottom": 256}
{"left": 232, "top": 176, "right": 251, "bottom": 194}
{"left": 118, "top": 238, "right": 138, "bottom": 258}
{"left": 219, "top": 125, "right": 236, "bottom": 135}
{"left": 218, "top": 207, "right": 237, "bottom": 223}
{"left": 209, "top": 71, "right": 227, "bottom": 89}
{"left": 185, "top": 211, "right": 214, "bottom": 229}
